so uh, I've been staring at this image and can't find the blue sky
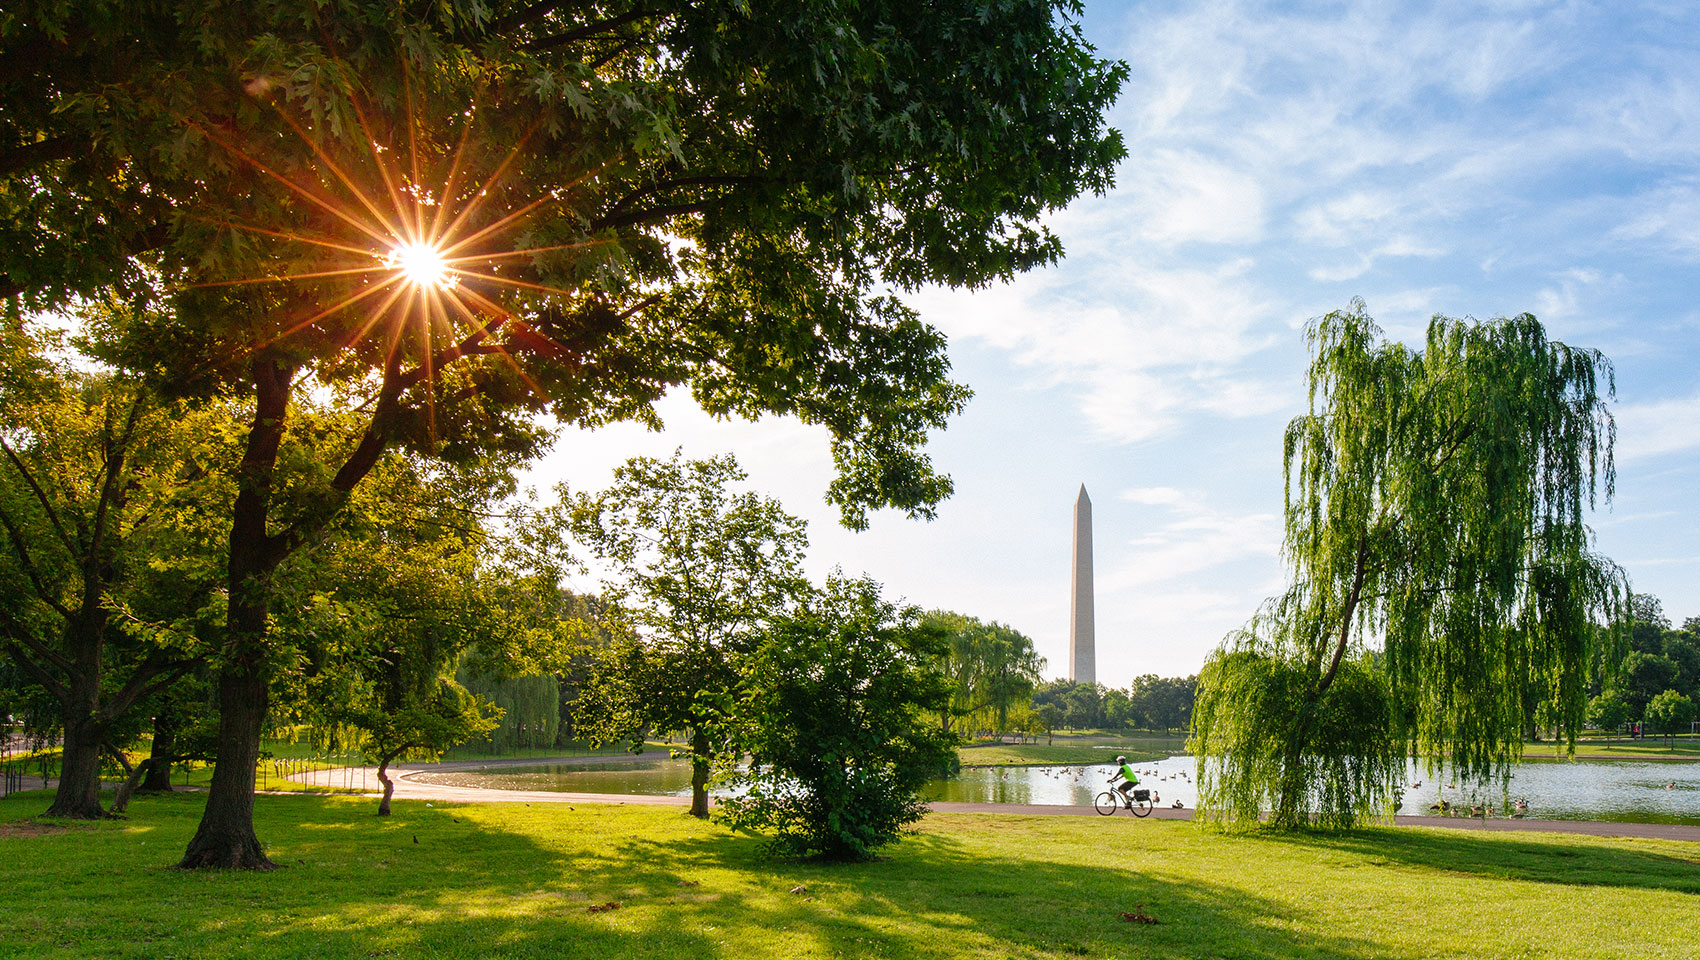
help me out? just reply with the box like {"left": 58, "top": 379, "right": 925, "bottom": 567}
{"left": 534, "top": 0, "right": 1700, "bottom": 683}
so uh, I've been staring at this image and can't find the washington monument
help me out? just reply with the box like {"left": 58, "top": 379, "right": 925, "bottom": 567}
{"left": 1070, "top": 484, "right": 1095, "bottom": 683}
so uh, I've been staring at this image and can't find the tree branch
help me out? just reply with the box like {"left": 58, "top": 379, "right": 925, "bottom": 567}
{"left": 83, "top": 394, "right": 145, "bottom": 615}
{"left": 0, "top": 498, "right": 74, "bottom": 620}
{"left": 0, "top": 136, "right": 83, "bottom": 177}
{"left": 0, "top": 630, "right": 70, "bottom": 702}
{"left": 104, "top": 655, "right": 201, "bottom": 722}
{"left": 598, "top": 175, "right": 770, "bottom": 228}
{"left": 1317, "top": 535, "right": 1370, "bottom": 697}
{"left": 590, "top": 202, "right": 709, "bottom": 233}
{"left": 487, "top": 0, "right": 570, "bottom": 35}
{"left": 523, "top": 9, "right": 658, "bottom": 50}
{"left": 0, "top": 436, "right": 79, "bottom": 559}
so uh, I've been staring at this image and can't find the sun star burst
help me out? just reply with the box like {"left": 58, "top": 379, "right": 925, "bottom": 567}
{"left": 387, "top": 241, "right": 456, "bottom": 290}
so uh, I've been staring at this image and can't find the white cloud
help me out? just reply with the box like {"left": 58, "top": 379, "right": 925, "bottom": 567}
{"left": 916, "top": 255, "right": 1286, "bottom": 443}
{"left": 1118, "top": 486, "right": 1194, "bottom": 507}
{"left": 1117, "top": 149, "right": 1268, "bottom": 246}
{"left": 1613, "top": 179, "right": 1700, "bottom": 260}
{"left": 1307, "top": 237, "right": 1447, "bottom": 283}
{"left": 1616, "top": 392, "right": 1700, "bottom": 461}
{"left": 1101, "top": 490, "right": 1281, "bottom": 591}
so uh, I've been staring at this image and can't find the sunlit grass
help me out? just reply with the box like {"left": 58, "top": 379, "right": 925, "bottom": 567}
{"left": 5, "top": 789, "right": 1696, "bottom": 959}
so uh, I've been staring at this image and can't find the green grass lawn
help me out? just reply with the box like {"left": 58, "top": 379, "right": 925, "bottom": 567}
{"left": 960, "top": 737, "right": 1188, "bottom": 766}
{"left": 1526, "top": 739, "right": 1700, "bottom": 760}
{"left": 4, "top": 789, "right": 1697, "bottom": 959}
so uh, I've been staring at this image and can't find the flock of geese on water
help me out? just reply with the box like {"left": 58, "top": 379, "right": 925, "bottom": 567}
{"left": 1413, "top": 777, "right": 1680, "bottom": 819}
{"left": 1407, "top": 781, "right": 1533, "bottom": 819}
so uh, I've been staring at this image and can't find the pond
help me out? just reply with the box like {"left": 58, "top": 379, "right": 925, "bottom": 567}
{"left": 410, "top": 754, "right": 1700, "bottom": 825}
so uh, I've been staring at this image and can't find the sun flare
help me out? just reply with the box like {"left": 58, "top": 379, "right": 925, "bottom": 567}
{"left": 387, "top": 241, "right": 455, "bottom": 289}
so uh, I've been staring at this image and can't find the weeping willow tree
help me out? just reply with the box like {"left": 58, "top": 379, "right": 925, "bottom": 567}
{"left": 1191, "top": 300, "right": 1628, "bottom": 828}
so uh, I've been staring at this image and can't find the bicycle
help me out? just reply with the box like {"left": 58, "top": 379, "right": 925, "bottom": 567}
{"left": 1095, "top": 784, "right": 1153, "bottom": 817}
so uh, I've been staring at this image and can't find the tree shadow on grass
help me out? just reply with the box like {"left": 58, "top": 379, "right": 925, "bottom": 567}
{"left": 1272, "top": 825, "right": 1700, "bottom": 895}
{"left": 32, "top": 792, "right": 1695, "bottom": 959}
{"left": 5, "top": 791, "right": 1417, "bottom": 960}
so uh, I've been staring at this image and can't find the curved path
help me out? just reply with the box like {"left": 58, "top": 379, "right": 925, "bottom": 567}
{"left": 282, "top": 754, "right": 1700, "bottom": 843}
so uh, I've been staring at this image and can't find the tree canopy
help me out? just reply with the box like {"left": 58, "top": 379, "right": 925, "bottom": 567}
{"left": 1191, "top": 301, "right": 1628, "bottom": 829}
{"left": 571, "top": 452, "right": 809, "bottom": 817}
{"left": 4, "top": 0, "right": 1124, "bottom": 867}
{"left": 923, "top": 610, "right": 1044, "bottom": 736}
{"left": 721, "top": 574, "right": 956, "bottom": 861}
{"left": 0, "top": 319, "right": 221, "bottom": 818}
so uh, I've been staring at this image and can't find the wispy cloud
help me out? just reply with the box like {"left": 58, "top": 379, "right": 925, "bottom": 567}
{"left": 1616, "top": 391, "right": 1700, "bottom": 460}
{"left": 917, "top": 256, "right": 1289, "bottom": 442}
{"left": 1101, "top": 486, "right": 1280, "bottom": 589}
{"left": 1612, "top": 178, "right": 1700, "bottom": 260}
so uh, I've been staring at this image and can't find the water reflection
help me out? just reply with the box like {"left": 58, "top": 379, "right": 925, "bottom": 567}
{"left": 413, "top": 759, "right": 707, "bottom": 796}
{"left": 412, "top": 754, "right": 1700, "bottom": 825}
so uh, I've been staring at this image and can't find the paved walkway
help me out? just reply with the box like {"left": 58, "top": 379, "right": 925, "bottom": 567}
{"left": 267, "top": 757, "right": 1700, "bottom": 843}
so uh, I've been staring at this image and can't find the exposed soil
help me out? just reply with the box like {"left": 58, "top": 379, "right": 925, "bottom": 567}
{"left": 0, "top": 819, "right": 75, "bottom": 839}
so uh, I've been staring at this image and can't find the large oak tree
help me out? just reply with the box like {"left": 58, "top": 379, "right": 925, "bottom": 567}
{"left": 5, "top": 0, "right": 1125, "bottom": 867}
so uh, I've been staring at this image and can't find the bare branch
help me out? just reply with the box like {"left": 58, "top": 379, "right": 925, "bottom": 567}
{"left": 598, "top": 175, "right": 771, "bottom": 227}
{"left": 487, "top": 0, "right": 568, "bottom": 35}
{"left": 105, "top": 654, "right": 201, "bottom": 721}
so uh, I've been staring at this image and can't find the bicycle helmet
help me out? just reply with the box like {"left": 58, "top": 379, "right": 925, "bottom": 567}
{"left": 1115, "top": 755, "right": 1126, "bottom": 764}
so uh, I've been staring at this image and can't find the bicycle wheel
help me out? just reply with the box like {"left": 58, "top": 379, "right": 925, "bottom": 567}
{"left": 1093, "top": 791, "right": 1120, "bottom": 816}
{"left": 1131, "top": 797, "right": 1153, "bottom": 818}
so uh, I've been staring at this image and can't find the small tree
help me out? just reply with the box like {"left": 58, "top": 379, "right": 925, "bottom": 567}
{"left": 276, "top": 452, "right": 538, "bottom": 815}
{"left": 571, "top": 453, "right": 808, "bottom": 817}
{"left": 346, "top": 685, "right": 499, "bottom": 816}
{"left": 1620, "top": 652, "right": 1680, "bottom": 719}
{"left": 923, "top": 611, "right": 1043, "bottom": 736}
{"left": 719, "top": 575, "right": 957, "bottom": 861}
{"left": 0, "top": 324, "right": 219, "bottom": 819}
{"left": 1586, "top": 690, "right": 1629, "bottom": 735}
{"left": 1644, "top": 690, "right": 1696, "bottom": 748}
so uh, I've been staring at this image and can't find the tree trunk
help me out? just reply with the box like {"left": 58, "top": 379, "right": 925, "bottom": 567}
{"left": 111, "top": 758, "right": 152, "bottom": 815}
{"left": 376, "top": 753, "right": 399, "bottom": 816}
{"left": 140, "top": 715, "right": 178, "bottom": 793}
{"left": 43, "top": 692, "right": 108, "bottom": 820}
{"left": 179, "top": 358, "right": 292, "bottom": 871}
{"left": 689, "top": 729, "right": 709, "bottom": 818}
{"left": 177, "top": 667, "right": 272, "bottom": 869}
{"left": 1273, "top": 696, "right": 1319, "bottom": 829}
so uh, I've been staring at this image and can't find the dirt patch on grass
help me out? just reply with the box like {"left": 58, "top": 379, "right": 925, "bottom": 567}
{"left": 0, "top": 819, "right": 73, "bottom": 839}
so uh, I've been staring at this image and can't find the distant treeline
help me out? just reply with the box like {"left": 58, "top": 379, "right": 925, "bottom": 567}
{"left": 1030, "top": 675, "right": 1197, "bottom": 735}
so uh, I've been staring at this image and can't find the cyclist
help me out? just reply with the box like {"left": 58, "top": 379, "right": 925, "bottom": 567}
{"left": 1108, "top": 756, "right": 1141, "bottom": 809}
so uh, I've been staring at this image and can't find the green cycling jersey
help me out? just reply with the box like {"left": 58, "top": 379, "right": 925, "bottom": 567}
{"left": 1118, "top": 762, "right": 1140, "bottom": 785}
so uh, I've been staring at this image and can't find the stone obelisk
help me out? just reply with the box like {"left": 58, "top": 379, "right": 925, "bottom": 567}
{"left": 1069, "top": 485, "right": 1096, "bottom": 683}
